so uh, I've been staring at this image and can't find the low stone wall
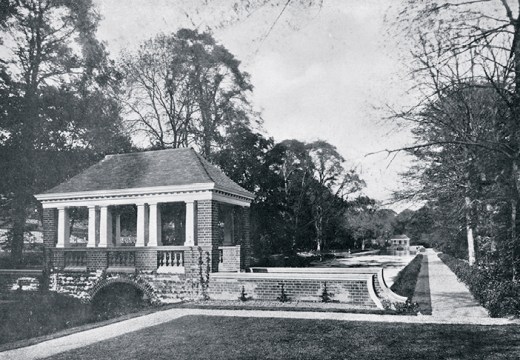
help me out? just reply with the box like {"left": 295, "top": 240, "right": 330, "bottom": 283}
{"left": 0, "top": 269, "right": 43, "bottom": 292}
{"left": 209, "top": 273, "right": 380, "bottom": 308}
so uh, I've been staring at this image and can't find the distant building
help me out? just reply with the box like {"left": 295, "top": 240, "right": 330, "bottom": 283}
{"left": 388, "top": 234, "right": 410, "bottom": 251}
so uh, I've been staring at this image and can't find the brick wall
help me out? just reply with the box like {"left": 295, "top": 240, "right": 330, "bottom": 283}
{"left": 218, "top": 246, "right": 241, "bottom": 272}
{"left": 43, "top": 208, "right": 57, "bottom": 248}
{"left": 241, "top": 207, "right": 251, "bottom": 269}
{"left": 196, "top": 200, "right": 222, "bottom": 272}
{"left": 45, "top": 266, "right": 380, "bottom": 307}
{"left": 208, "top": 277, "right": 375, "bottom": 306}
{"left": 135, "top": 249, "right": 157, "bottom": 271}
{"left": 196, "top": 200, "right": 216, "bottom": 246}
{"left": 87, "top": 250, "right": 108, "bottom": 271}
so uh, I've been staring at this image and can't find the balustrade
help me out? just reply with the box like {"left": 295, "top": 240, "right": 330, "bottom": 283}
{"left": 157, "top": 249, "right": 185, "bottom": 273}
{"left": 64, "top": 250, "right": 87, "bottom": 269}
{"left": 108, "top": 250, "right": 136, "bottom": 268}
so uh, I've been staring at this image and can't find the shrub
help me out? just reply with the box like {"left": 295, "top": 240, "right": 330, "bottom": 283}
{"left": 394, "top": 299, "right": 420, "bottom": 315}
{"left": 238, "top": 286, "right": 250, "bottom": 302}
{"left": 438, "top": 253, "right": 520, "bottom": 317}
{"left": 319, "top": 282, "right": 337, "bottom": 303}
{"left": 277, "top": 284, "right": 290, "bottom": 303}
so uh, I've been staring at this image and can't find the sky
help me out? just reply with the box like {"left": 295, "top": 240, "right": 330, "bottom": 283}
{"left": 95, "top": 0, "right": 416, "bottom": 209}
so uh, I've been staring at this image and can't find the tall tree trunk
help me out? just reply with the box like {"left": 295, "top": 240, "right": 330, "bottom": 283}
{"left": 511, "top": 158, "right": 520, "bottom": 280}
{"left": 315, "top": 205, "right": 323, "bottom": 252}
{"left": 465, "top": 194, "right": 476, "bottom": 266}
{"left": 510, "top": 14, "right": 520, "bottom": 280}
{"left": 463, "top": 148, "right": 476, "bottom": 265}
{"left": 10, "top": 195, "right": 27, "bottom": 267}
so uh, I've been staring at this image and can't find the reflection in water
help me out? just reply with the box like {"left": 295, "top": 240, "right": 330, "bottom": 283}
{"left": 337, "top": 253, "right": 415, "bottom": 269}
{"left": 386, "top": 249, "right": 410, "bottom": 256}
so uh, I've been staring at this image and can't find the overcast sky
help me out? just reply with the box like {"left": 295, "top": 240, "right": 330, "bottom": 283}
{"left": 95, "top": 0, "right": 416, "bottom": 209}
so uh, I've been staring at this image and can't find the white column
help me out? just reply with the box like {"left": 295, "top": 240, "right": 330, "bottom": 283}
{"left": 114, "top": 213, "right": 121, "bottom": 246}
{"left": 136, "top": 204, "right": 148, "bottom": 246}
{"left": 56, "top": 207, "right": 70, "bottom": 248}
{"left": 157, "top": 208, "right": 162, "bottom": 245}
{"left": 184, "top": 201, "right": 195, "bottom": 246}
{"left": 87, "top": 206, "right": 97, "bottom": 247}
{"left": 148, "top": 203, "right": 162, "bottom": 246}
{"left": 98, "top": 206, "right": 112, "bottom": 247}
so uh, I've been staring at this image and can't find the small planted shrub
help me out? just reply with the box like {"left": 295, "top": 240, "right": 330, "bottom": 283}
{"left": 394, "top": 299, "right": 420, "bottom": 315}
{"left": 319, "top": 282, "right": 336, "bottom": 303}
{"left": 238, "top": 286, "right": 250, "bottom": 302}
{"left": 277, "top": 284, "right": 290, "bottom": 303}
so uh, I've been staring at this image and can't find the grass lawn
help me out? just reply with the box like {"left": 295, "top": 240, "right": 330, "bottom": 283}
{"left": 45, "top": 315, "right": 520, "bottom": 360}
{"left": 413, "top": 254, "right": 432, "bottom": 315}
{"left": 390, "top": 254, "right": 423, "bottom": 299}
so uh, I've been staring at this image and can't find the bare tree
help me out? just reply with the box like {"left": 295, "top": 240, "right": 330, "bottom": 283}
{"left": 119, "top": 29, "right": 256, "bottom": 157}
{"left": 389, "top": 0, "right": 520, "bottom": 270}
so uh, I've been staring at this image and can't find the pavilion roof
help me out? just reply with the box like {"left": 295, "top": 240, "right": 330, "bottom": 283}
{"left": 390, "top": 234, "right": 410, "bottom": 240}
{"left": 43, "top": 148, "right": 253, "bottom": 199}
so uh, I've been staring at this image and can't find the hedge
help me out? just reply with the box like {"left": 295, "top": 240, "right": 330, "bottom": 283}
{"left": 438, "top": 253, "right": 520, "bottom": 318}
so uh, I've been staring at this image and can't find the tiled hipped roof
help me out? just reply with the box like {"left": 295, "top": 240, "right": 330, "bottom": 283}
{"left": 45, "top": 148, "right": 253, "bottom": 198}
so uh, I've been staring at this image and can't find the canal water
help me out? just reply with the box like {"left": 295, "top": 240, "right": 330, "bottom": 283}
{"left": 336, "top": 252, "right": 416, "bottom": 287}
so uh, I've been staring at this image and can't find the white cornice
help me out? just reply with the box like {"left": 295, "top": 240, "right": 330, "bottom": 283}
{"left": 36, "top": 184, "right": 253, "bottom": 209}
{"left": 35, "top": 183, "right": 215, "bottom": 201}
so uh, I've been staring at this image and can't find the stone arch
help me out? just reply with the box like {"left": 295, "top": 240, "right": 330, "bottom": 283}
{"left": 88, "top": 276, "right": 157, "bottom": 303}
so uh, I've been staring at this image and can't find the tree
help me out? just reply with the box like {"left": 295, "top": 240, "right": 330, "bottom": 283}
{"left": 213, "top": 125, "right": 290, "bottom": 255}
{"left": 119, "top": 29, "right": 256, "bottom": 158}
{"left": 344, "top": 199, "right": 396, "bottom": 248}
{"left": 0, "top": 0, "right": 131, "bottom": 265}
{"left": 391, "top": 1, "right": 520, "bottom": 270}
{"left": 306, "top": 140, "right": 364, "bottom": 251}
{"left": 272, "top": 139, "right": 314, "bottom": 251}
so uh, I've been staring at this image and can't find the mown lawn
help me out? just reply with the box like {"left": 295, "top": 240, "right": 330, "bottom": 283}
{"left": 45, "top": 315, "right": 520, "bottom": 360}
{"left": 390, "top": 254, "right": 423, "bottom": 298}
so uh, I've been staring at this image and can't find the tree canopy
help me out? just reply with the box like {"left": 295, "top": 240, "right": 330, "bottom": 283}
{"left": 0, "top": 0, "right": 131, "bottom": 264}
{"left": 119, "top": 29, "right": 256, "bottom": 158}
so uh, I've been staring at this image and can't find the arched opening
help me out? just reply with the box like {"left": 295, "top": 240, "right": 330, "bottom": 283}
{"left": 91, "top": 282, "right": 150, "bottom": 318}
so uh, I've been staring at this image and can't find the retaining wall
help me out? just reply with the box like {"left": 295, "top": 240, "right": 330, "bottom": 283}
{"left": 3, "top": 266, "right": 406, "bottom": 310}
{"left": 0, "top": 269, "right": 43, "bottom": 292}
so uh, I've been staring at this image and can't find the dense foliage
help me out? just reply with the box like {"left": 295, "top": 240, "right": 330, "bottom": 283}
{"left": 0, "top": 3, "right": 411, "bottom": 265}
{"left": 439, "top": 253, "right": 520, "bottom": 317}
{"left": 392, "top": 1, "right": 520, "bottom": 281}
{"left": 0, "top": 0, "right": 132, "bottom": 264}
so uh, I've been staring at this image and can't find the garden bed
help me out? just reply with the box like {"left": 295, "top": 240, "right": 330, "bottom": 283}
{"left": 172, "top": 299, "right": 391, "bottom": 314}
